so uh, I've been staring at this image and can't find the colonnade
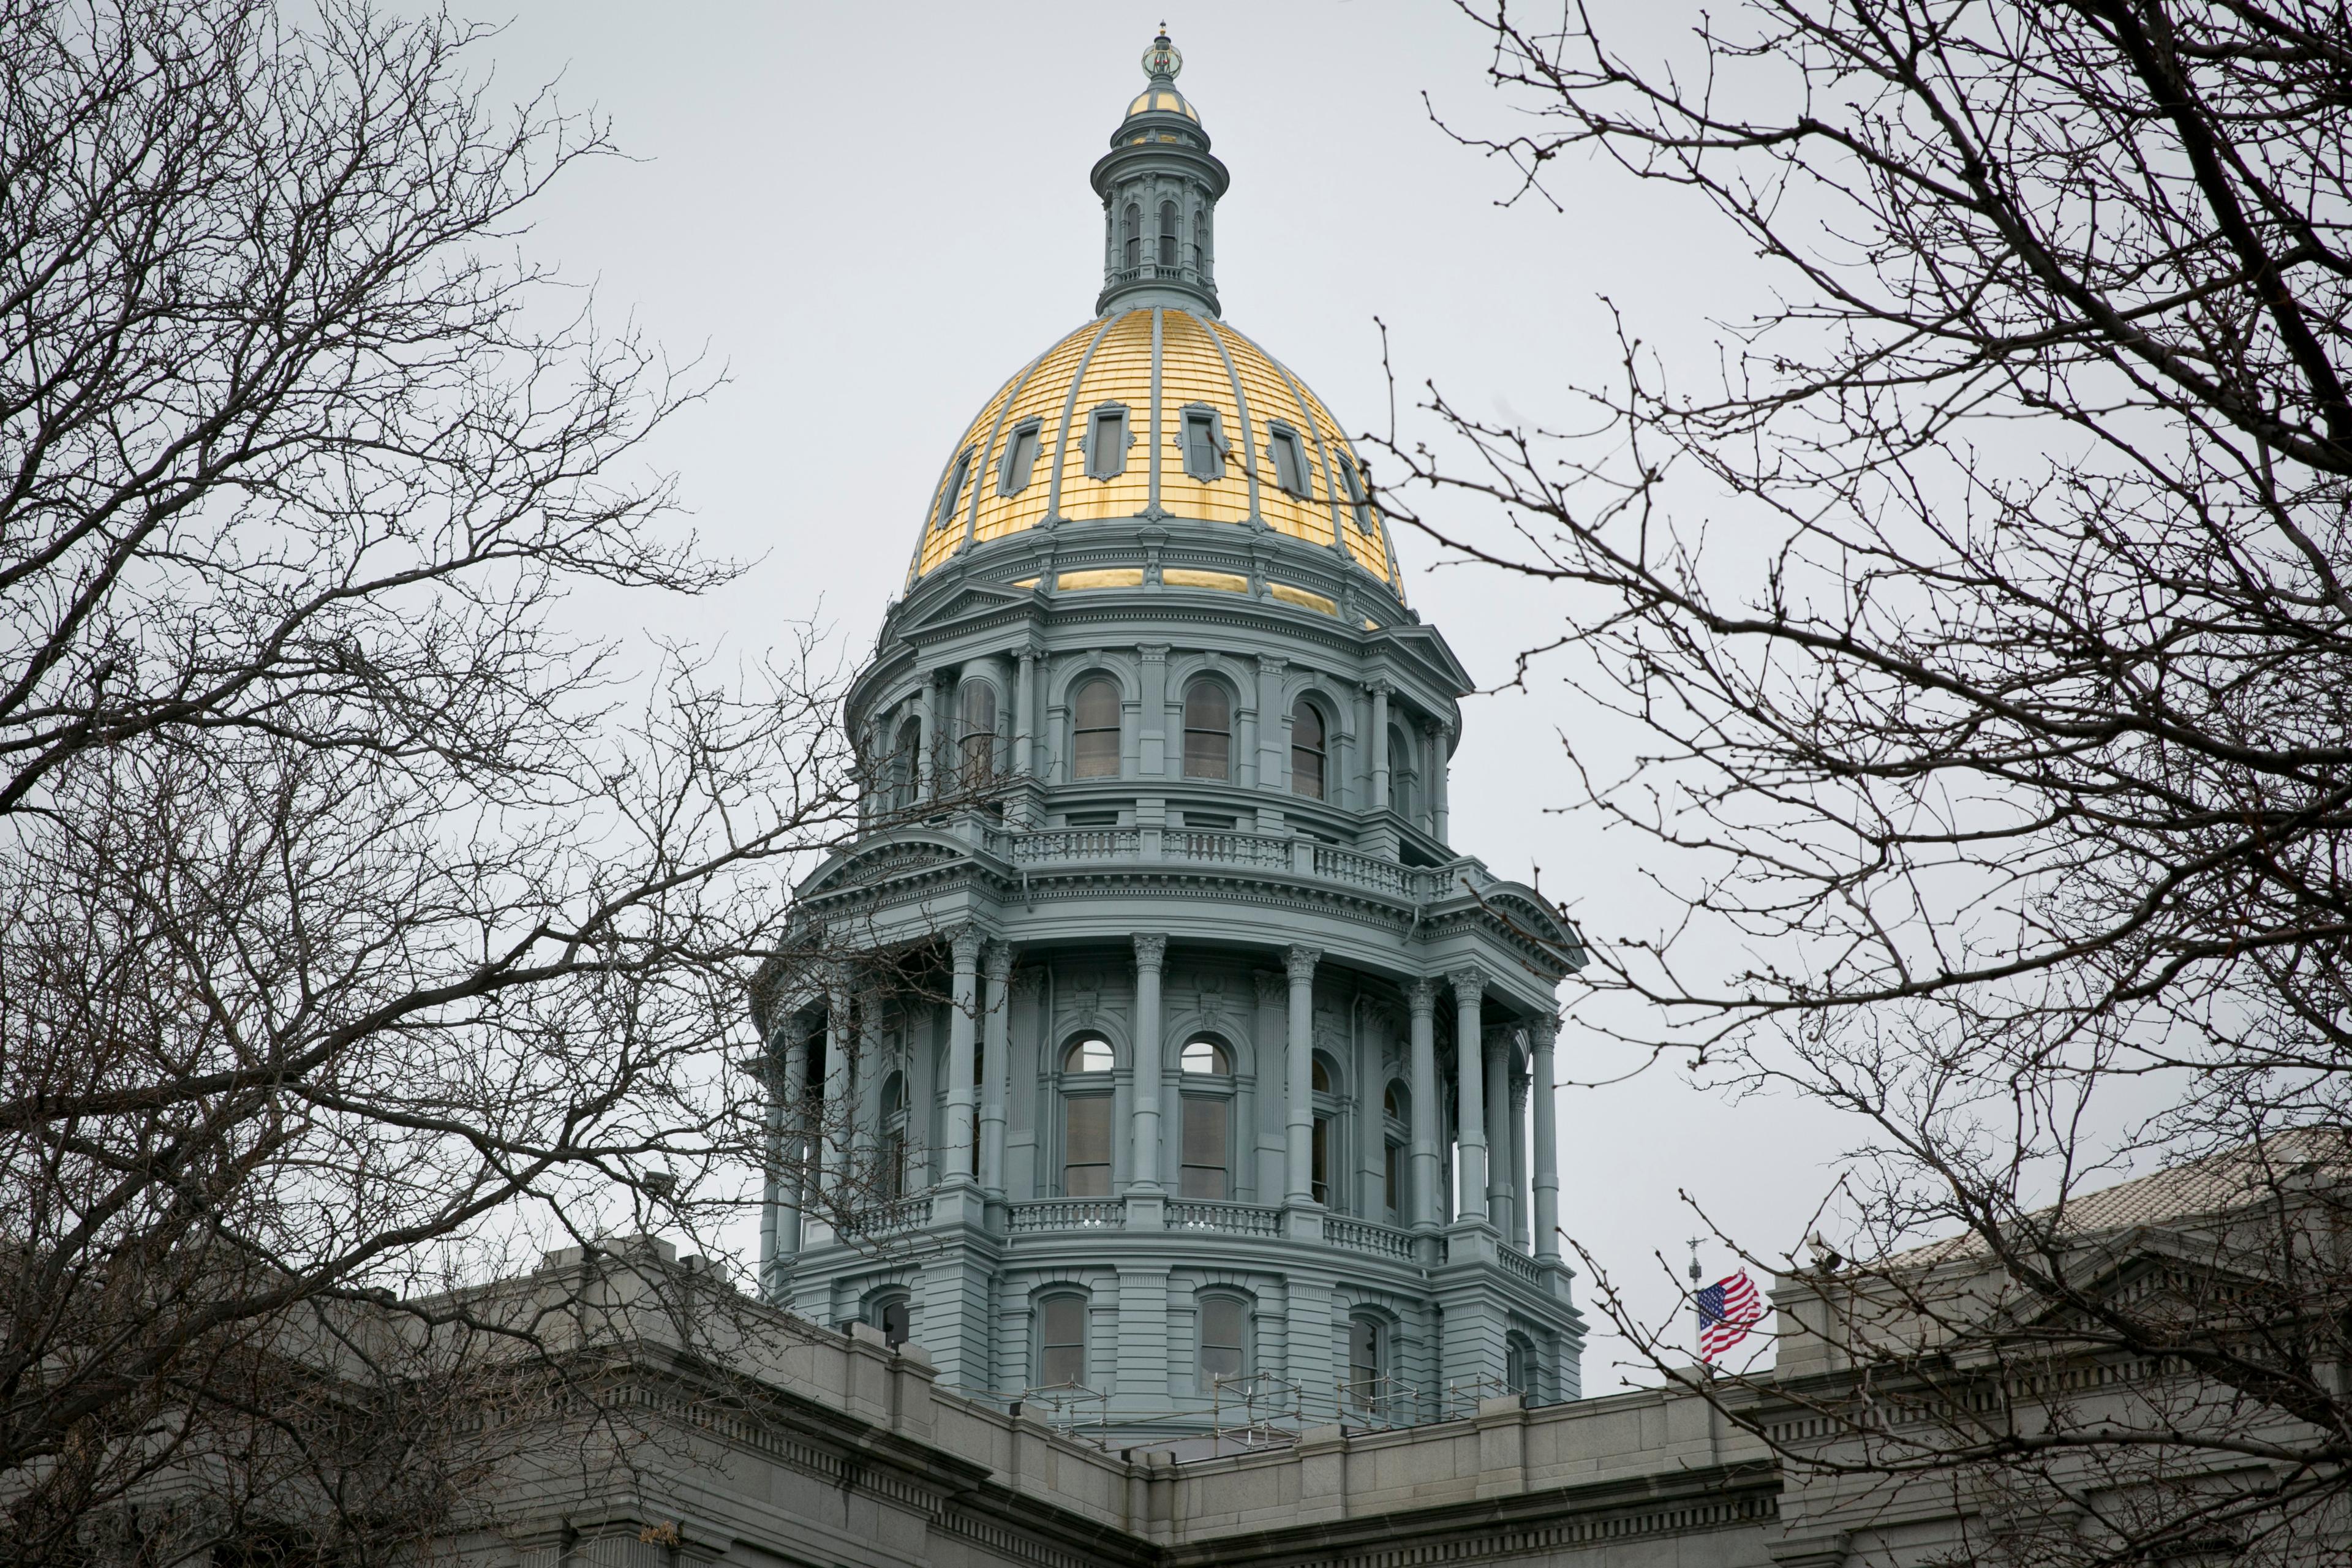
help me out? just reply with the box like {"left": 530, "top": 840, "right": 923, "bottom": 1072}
{"left": 761, "top": 933, "right": 1564, "bottom": 1279}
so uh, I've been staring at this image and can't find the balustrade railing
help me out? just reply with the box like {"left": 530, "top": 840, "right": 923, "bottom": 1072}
{"left": 1498, "top": 1245, "right": 1545, "bottom": 1287}
{"left": 974, "top": 824, "right": 1502, "bottom": 908}
{"left": 1006, "top": 1197, "right": 1125, "bottom": 1232}
{"left": 1166, "top": 1199, "right": 1282, "bottom": 1236}
{"left": 834, "top": 1194, "right": 927, "bottom": 1240}
{"left": 1323, "top": 1215, "right": 1417, "bottom": 1260}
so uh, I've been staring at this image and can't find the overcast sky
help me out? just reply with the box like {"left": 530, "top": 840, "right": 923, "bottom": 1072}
{"left": 449, "top": 0, "right": 1865, "bottom": 1389}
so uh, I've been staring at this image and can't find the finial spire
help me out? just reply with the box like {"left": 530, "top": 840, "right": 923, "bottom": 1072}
{"left": 1091, "top": 31, "right": 1227, "bottom": 317}
{"left": 1143, "top": 28, "right": 1182, "bottom": 81}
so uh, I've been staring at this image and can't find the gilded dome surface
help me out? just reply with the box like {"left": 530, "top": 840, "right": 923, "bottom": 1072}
{"left": 907, "top": 306, "right": 1402, "bottom": 592}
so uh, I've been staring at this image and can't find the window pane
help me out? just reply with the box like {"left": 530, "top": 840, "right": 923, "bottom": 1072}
{"left": 1064, "top": 1036, "right": 1113, "bottom": 1073}
{"left": 1272, "top": 430, "right": 1308, "bottom": 496}
{"left": 1065, "top": 1094, "right": 1110, "bottom": 1196}
{"left": 1311, "top": 1114, "right": 1330, "bottom": 1205}
{"left": 1200, "top": 1297, "right": 1245, "bottom": 1381}
{"left": 1180, "top": 1038, "right": 1227, "bottom": 1074}
{"left": 1291, "top": 700, "right": 1325, "bottom": 801}
{"left": 1041, "top": 1296, "right": 1086, "bottom": 1387}
{"left": 1350, "top": 1318, "right": 1379, "bottom": 1382}
{"left": 1088, "top": 410, "right": 1126, "bottom": 479}
{"left": 1384, "top": 1141, "right": 1400, "bottom": 1215}
{"left": 1073, "top": 677, "right": 1120, "bottom": 778}
{"left": 937, "top": 452, "right": 970, "bottom": 532}
{"left": 1003, "top": 424, "right": 1039, "bottom": 493}
{"left": 1183, "top": 680, "right": 1231, "bottom": 780}
{"left": 1180, "top": 1094, "right": 1227, "bottom": 1200}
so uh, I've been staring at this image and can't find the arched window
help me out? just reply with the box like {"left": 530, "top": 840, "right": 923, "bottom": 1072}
{"left": 1072, "top": 677, "right": 1121, "bottom": 779}
{"left": 1388, "top": 723, "right": 1416, "bottom": 821}
{"left": 1310, "top": 1054, "right": 1339, "bottom": 1206}
{"left": 1061, "top": 1036, "right": 1113, "bottom": 1197}
{"left": 1158, "top": 200, "right": 1178, "bottom": 267}
{"left": 869, "top": 1289, "right": 911, "bottom": 1347}
{"left": 1347, "top": 1315, "right": 1387, "bottom": 1411}
{"left": 1182, "top": 679, "right": 1231, "bottom": 780}
{"left": 1180, "top": 1038, "right": 1229, "bottom": 1074}
{"left": 1506, "top": 1332, "right": 1537, "bottom": 1400}
{"left": 1199, "top": 1295, "right": 1248, "bottom": 1388}
{"left": 959, "top": 681, "right": 997, "bottom": 785}
{"left": 1177, "top": 1036, "right": 1232, "bottom": 1200}
{"left": 891, "top": 717, "right": 921, "bottom": 809}
{"left": 1290, "top": 698, "right": 1326, "bottom": 801}
{"left": 1382, "top": 1080, "right": 1409, "bottom": 1222}
{"left": 1189, "top": 203, "right": 1204, "bottom": 270}
{"left": 1121, "top": 203, "right": 1141, "bottom": 269}
{"left": 1038, "top": 1293, "right": 1088, "bottom": 1387}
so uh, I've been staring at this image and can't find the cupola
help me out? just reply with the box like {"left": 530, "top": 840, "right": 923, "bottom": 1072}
{"left": 1091, "top": 30, "right": 1228, "bottom": 317}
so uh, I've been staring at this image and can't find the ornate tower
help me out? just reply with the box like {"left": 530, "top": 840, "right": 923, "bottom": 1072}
{"left": 755, "top": 35, "right": 1585, "bottom": 1447}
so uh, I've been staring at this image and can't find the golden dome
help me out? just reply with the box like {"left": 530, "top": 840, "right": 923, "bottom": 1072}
{"left": 907, "top": 306, "right": 1402, "bottom": 593}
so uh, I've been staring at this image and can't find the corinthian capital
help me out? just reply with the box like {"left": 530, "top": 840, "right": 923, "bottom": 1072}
{"left": 1285, "top": 944, "right": 1321, "bottom": 984}
{"left": 948, "top": 924, "right": 985, "bottom": 969}
{"left": 1133, "top": 933, "right": 1168, "bottom": 970}
{"left": 1447, "top": 967, "right": 1486, "bottom": 1005}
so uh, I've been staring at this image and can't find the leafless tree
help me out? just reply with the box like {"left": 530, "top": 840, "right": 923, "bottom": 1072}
{"left": 1384, "top": 2, "right": 2352, "bottom": 1562}
{"left": 0, "top": 2, "right": 872, "bottom": 1562}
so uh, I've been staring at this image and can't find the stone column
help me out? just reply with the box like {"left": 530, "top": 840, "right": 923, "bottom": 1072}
{"left": 943, "top": 927, "right": 982, "bottom": 1183}
{"left": 980, "top": 942, "right": 1013, "bottom": 1197}
{"left": 915, "top": 674, "right": 940, "bottom": 802}
{"left": 1449, "top": 968, "right": 1487, "bottom": 1223}
{"left": 1368, "top": 681, "right": 1391, "bottom": 812}
{"left": 1485, "top": 1028, "right": 1512, "bottom": 1238}
{"left": 1257, "top": 654, "right": 1289, "bottom": 795}
{"left": 758, "top": 1053, "right": 786, "bottom": 1297}
{"left": 1531, "top": 1014, "right": 1561, "bottom": 1262}
{"left": 820, "top": 971, "right": 853, "bottom": 1199}
{"left": 1130, "top": 933, "right": 1167, "bottom": 1193}
{"left": 1284, "top": 944, "right": 1320, "bottom": 1204}
{"left": 1510, "top": 1050, "right": 1531, "bottom": 1251}
{"left": 1013, "top": 647, "right": 1038, "bottom": 777}
{"left": 1406, "top": 979, "right": 1439, "bottom": 1231}
{"left": 1431, "top": 717, "right": 1453, "bottom": 844}
{"left": 774, "top": 1028, "right": 807, "bottom": 1264}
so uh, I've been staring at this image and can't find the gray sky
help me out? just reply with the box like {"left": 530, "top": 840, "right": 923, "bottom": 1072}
{"left": 456, "top": 0, "right": 1860, "bottom": 1388}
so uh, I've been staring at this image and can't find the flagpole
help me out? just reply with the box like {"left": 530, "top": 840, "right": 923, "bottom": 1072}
{"left": 1686, "top": 1237, "right": 1705, "bottom": 1374}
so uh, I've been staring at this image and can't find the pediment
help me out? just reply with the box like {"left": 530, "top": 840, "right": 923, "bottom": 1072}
{"left": 797, "top": 834, "right": 973, "bottom": 899}
{"left": 898, "top": 579, "right": 1038, "bottom": 636}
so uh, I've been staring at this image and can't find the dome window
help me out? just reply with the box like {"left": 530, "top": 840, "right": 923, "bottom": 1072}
{"left": 998, "top": 419, "right": 1043, "bottom": 495}
{"left": 958, "top": 680, "right": 997, "bottom": 785}
{"left": 1082, "top": 404, "right": 1132, "bottom": 481}
{"left": 1267, "top": 424, "right": 1311, "bottom": 498}
{"left": 1290, "top": 698, "right": 1327, "bottom": 801}
{"left": 1179, "top": 405, "right": 1227, "bottom": 482}
{"left": 1158, "top": 200, "right": 1179, "bottom": 268}
{"left": 1182, "top": 677, "right": 1231, "bottom": 779}
{"left": 1122, "top": 203, "right": 1141, "bottom": 270}
{"left": 934, "top": 448, "right": 973, "bottom": 533}
{"left": 1338, "top": 456, "right": 1374, "bottom": 532}
{"left": 1071, "top": 676, "right": 1121, "bottom": 778}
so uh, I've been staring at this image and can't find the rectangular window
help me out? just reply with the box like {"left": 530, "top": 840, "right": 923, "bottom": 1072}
{"left": 1311, "top": 1114, "right": 1331, "bottom": 1206}
{"left": 936, "top": 450, "right": 971, "bottom": 531}
{"left": 1348, "top": 1318, "right": 1382, "bottom": 1408}
{"left": 1086, "top": 407, "right": 1129, "bottom": 480}
{"left": 1384, "top": 1140, "right": 1401, "bottom": 1219}
{"left": 999, "top": 422, "right": 1042, "bottom": 494}
{"left": 1182, "top": 409, "right": 1223, "bottom": 481}
{"left": 1063, "top": 1094, "right": 1111, "bottom": 1196}
{"left": 1180, "top": 1095, "right": 1228, "bottom": 1199}
{"left": 1338, "top": 456, "right": 1373, "bottom": 532}
{"left": 1199, "top": 1297, "right": 1246, "bottom": 1384}
{"left": 1268, "top": 428, "right": 1310, "bottom": 497}
{"left": 1039, "top": 1296, "right": 1087, "bottom": 1387}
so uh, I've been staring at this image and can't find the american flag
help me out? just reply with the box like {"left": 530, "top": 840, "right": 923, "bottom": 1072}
{"left": 1696, "top": 1269, "right": 1763, "bottom": 1362}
